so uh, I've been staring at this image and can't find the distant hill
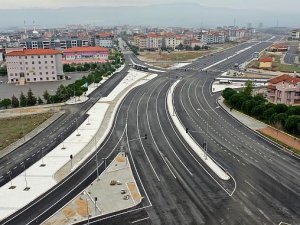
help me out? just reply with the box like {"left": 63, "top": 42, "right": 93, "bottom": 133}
{"left": 0, "top": 3, "right": 299, "bottom": 29}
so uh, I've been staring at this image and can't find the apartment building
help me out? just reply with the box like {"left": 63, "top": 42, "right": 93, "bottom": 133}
{"left": 6, "top": 49, "right": 64, "bottom": 84}
{"left": 62, "top": 46, "right": 109, "bottom": 64}
{"left": 291, "top": 29, "right": 300, "bottom": 40}
{"left": 133, "top": 35, "right": 147, "bottom": 49}
{"left": 20, "top": 37, "right": 89, "bottom": 49}
{"left": 267, "top": 74, "right": 300, "bottom": 105}
{"left": 164, "top": 35, "right": 182, "bottom": 49}
{"left": 147, "top": 33, "right": 162, "bottom": 50}
{"left": 198, "top": 31, "right": 225, "bottom": 44}
{"left": 91, "top": 33, "right": 114, "bottom": 48}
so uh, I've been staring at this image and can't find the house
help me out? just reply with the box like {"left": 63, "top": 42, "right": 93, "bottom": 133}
{"left": 269, "top": 44, "right": 288, "bottom": 52}
{"left": 267, "top": 74, "right": 300, "bottom": 105}
{"left": 259, "top": 57, "right": 273, "bottom": 69}
{"left": 62, "top": 46, "right": 109, "bottom": 64}
{"left": 6, "top": 49, "right": 64, "bottom": 84}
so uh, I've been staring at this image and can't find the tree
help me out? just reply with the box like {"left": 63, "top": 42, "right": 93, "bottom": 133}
{"left": 262, "top": 107, "right": 276, "bottom": 122}
{"left": 11, "top": 95, "right": 19, "bottom": 108}
{"left": 43, "top": 90, "right": 51, "bottom": 104}
{"left": 241, "top": 99, "right": 256, "bottom": 115}
{"left": 63, "top": 64, "right": 71, "bottom": 72}
{"left": 274, "top": 104, "right": 288, "bottom": 114}
{"left": 19, "top": 92, "right": 27, "bottom": 107}
{"left": 27, "top": 88, "right": 37, "bottom": 106}
{"left": 0, "top": 66, "right": 7, "bottom": 76}
{"left": 285, "top": 115, "right": 300, "bottom": 134}
{"left": 229, "top": 93, "right": 246, "bottom": 109}
{"left": 83, "top": 63, "right": 90, "bottom": 71}
{"left": 251, "top": 104, "right": 265, "bottom": 118}
{"left": 194, "top": 45, "right": 201, "bottom": 51}
{"left": 38, "top": 97, "right": 44, "bottom": 105}
{"left": 243, "top": 80, "right": 254, "bottom": 96}
{"left": 1, "top": 98, "right": 11, "bottom": 109}
{"left": 56, "top": 84, "right": 70, "bottom": 102}
{"left": 91, "top": 63, "right": 97, "bottom": 70}
{"left": 175, "top": 43, "right": 184, "bottom": 50}
{"left": 222, "top": 88, "right": 237, "bottom": 101}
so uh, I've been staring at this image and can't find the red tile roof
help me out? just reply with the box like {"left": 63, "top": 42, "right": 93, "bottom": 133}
{"left": 259, "top": 57, "right": 273, "bottom": 63}
{"left": 268, "top": 74, "right": 300, "bottom": 85}
{"left": 6, "top": 49, "right": 62, "bottom": 56}
{"left": 63, "top": 46, "right": 109, "bottom": 53}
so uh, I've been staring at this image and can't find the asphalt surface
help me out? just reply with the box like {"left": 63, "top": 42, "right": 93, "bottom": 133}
{"left": 0, "top": 63, "right": 131, "bottom": 187}
{"left": 1, "top": 37, "right": 299, "bottom": 225}
{"left": 284, "top": 45, "right": 298, "bottom": 64}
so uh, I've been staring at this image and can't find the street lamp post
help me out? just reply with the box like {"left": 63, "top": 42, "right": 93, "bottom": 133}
{"left": 70, "top": 154, "right": 73, "bottom": 170}
{"left": 76, "top": 118, "right": 81, "bottom": 136}
{"left": 21, "top": 162, "right": 29, "bottom": 190}
{"left": 7, "top": 170, "right": 14, "bottom": 189}
{"left": 40, "top": 147, "right": 46, "bottom": 167}
{"left": 94, "top": 197, "right": 98, "bottom": 216}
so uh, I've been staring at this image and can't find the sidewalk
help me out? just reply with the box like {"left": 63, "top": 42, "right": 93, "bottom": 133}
{"left": 43, "top": 153, "right": 142, "bottom": 225}
{"left": 218, "top": 97, "right": 300, "bottom": 154}
{"left": 0, "top": 68, "right": 156, "bottom": 221}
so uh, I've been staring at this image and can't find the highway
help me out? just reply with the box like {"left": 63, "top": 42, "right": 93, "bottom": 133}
{"left": 0, "top": 63, "right": 131, "bottom": 187}
{"left": 1, "top": 37, "right": 300, "bottom": 225}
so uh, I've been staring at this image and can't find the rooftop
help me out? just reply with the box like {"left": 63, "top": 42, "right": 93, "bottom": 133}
{"left": 63, "top": 46, "right": 109, "bottom": 53}
{"left": 6, "top": 49, "right": 62, "bottom": 56}
{"left": 268, "top": 74, "right": 300, "bottom": 85}
{"left": 259, "top": 57, "right": 273, "bottom": 63}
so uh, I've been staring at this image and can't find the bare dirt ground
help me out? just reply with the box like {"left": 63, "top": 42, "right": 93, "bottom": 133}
{"left": 257, "top": 127, "right": 300, "bottom": 154}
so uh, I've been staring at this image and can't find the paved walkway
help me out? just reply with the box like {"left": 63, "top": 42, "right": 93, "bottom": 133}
{"left": 43, "top": 153, "right": 141, "bottom": 225}
{"left": 218, "top": 97, "right": 267, "bottom": 130}
{"left": 0, "top": 67, "right": 156, "bottom": 221}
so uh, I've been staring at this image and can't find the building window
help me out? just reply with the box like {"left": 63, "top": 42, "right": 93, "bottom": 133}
{"left": 46, "top": 77, "right": 49, "bottom": 80}
{"left": 31, "top": 56, "right": 34, "bottom": 59}
{"left": 32, "top": 61, "right": 35, "bottom": 64}
{"left": 45, "top": 66, "right": 48, "bottom": 69}
{"left": 11, "top": 79, "right": 14, "bottom": 82}
{"left": 20, "top": 62, "right": 22, "bottom": 65}
{"left": 46, "top": 72, "right": 48, "bottom": 75}
{"left": 44, "top": 55, "right": 47, "bottom": 58}
{"left": 38, "top": 56, "right": 40, "bottom": 58}
{"left": 52, "top": 77, "right": 55, "bottom": 80}
{"left": 52, "top": 66, "right": 54, "bottom": 69}
{"left": 27, "top": 78, "right": 30, "bottom": 81}
{"left": 38, "top": 61, "right": 41, "bottom": 64}
{"left": 40, "top": 77, "right": 43, "bottom": 80}
{"left": 19, "top": 56, "right": 21, "bottom": 59}
{"left": 52, "top": 71, "right": 55, "bottom": 74}
{"left": 25, "top": 56, "right": 27, "bottom": 59}
{"left": 51, "top": 55, "right": 53, "bottom": 58}
{"left": 51, "top": 61, "right": 54, "bottom": 64}
{"left": 27, "top": 73, "right": 29, "bottom": 75}
{"left": 45, "top": 61, "right": 47, "bottom": 64}
{"left": 34, "top": 78, "right": 36, "bottom": 81}
{"left": 39, "top": 66, "right": 41, "bottom": 69}
{"left": 15, "top": 73, "right": 18, "bottom": 76}
{"left": 39, "top": 72, "right": 42, "bottom": 75}
{"left": 26, "top": 67, "right": 28, "bottom": 70}
{"left": 33, "top": 72, "right": 36, "bottom": 75}
{"left": 25, "top": 62, "right": 28, "bottom": 65}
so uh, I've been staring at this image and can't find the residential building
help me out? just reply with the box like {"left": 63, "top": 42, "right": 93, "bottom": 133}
{"left": 6, "top": 49, "right": 64, "bottom": 84}
{"left": 267, "top": 74, "right": 300, "bottom": 105}
{"left": 164, "top": 35, "right": 182, "bottom": 49}
{"left": 269, "top": 44, "right": 288, "bottom": 52}
{"left": 259, "top": 57, "right": 273, "bottom": 69}
{"left": 92, "top": 33, "right": 114, "bottom": 48}
{"left": 133, "top": 35, "right": 147, "bottom": 50}
{"left": 62, "top": 46, "right": 109, "bottom": 64}
{"left": 20, "top": 37, "right": 89, "bottom": 49}
{"left": 147, "top": 33, "right": 162, "bottom": 50}
{"left": 291, "top": 29, "right": 300, "bottom": 40}
{"left": 198, "top": 31, "right": 225, "bottom": 44}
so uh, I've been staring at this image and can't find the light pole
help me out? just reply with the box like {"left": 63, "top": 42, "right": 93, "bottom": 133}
{"left": 40, "top": 147, "right": 46, "bottom": 167}
{"left": 83, "top": 191, "right": 90, "bottom": 225}
{"left": 196, "top": 106, "right": 220, "bottom": 159}
{"left": 61, "top": 136, "right": 66, "bottom": 150}
{"left": 7, "top": 170, "right": 15, "bottom": 189}
{"left": 70, "top": 154, "right": 73, "bottom": 170}
{"left": 76, "top": 118, "right": 81, "bottom": 136}
{"left": 94, "top": 197, "right": 98, "bottom": 216}
{"left": 95, "top": 137, "right": 99, "bottom": 179}
{"left": 21, "top": 162, "right": 29, "bottom": 190}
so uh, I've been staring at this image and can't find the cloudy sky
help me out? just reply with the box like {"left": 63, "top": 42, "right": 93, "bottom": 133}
{"left": 0, "top": 0, "right": 298, "bottom": 12}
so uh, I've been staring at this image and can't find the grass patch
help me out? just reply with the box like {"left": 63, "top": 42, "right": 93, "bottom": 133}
{"left": 0, "top": 112, "right": 54, "bottom": 151}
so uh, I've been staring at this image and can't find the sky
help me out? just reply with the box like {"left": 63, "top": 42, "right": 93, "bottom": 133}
{"left": 0, "top": 0, "right": 299, "bottom": 12}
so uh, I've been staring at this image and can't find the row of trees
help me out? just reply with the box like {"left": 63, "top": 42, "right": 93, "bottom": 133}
{"left": 175, "top": 43, "right": 210, "bottom": 51}
{"left": 0, "top": 66, "right": 7, "bottom": 76}
{"left": 0, "top": 50, "right": 124, "bottom": 109}
{"left": 222, "top": 81, "right": 300, "bottom": 136}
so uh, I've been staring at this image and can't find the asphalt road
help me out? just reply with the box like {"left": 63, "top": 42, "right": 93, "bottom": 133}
{"left": 284, "top": 45, "right": 298, "bottom": 64}
{"left": 2, "top": 37, "right": 299, "bottom": 225}
{"left": 0, "top": 63, "right": 131, "bottom": 187}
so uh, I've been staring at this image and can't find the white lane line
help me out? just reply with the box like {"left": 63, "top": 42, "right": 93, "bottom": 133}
{"left": 131, "top": 217, "right": 150, "bottom": 224}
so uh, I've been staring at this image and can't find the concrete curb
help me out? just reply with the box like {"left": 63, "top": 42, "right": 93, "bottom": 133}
{"left": 167, "top": 80, "right": 230, "bottom": 180}
{"left": 217, "top": 97, "right": 300, "bottom": 159}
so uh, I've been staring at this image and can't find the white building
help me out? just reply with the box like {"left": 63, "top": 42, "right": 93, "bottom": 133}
{"left": 6, "top": 49, "right": 64, "bottom": 84}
